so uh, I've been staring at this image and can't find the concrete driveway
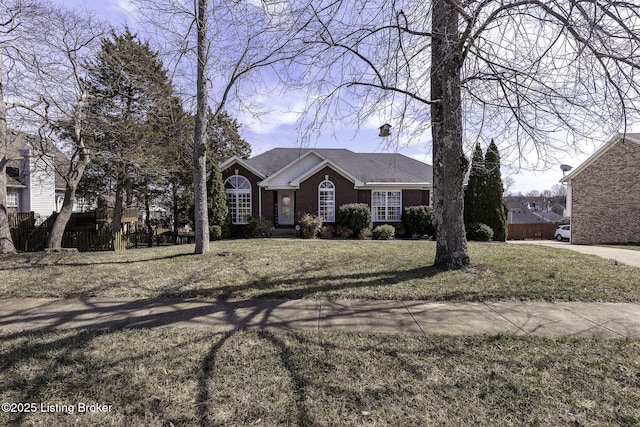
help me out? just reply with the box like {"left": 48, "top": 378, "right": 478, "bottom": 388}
{"left": 509, "top": 240, "right": 640, "bottom": 268}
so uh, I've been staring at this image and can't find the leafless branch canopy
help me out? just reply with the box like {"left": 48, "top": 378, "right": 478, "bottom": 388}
{"left": 292, "top": 0, "right": 640, "bottom": 166}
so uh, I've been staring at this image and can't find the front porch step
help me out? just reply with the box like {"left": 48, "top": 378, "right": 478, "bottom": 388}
{"left": 271, "top": 228, "right": 297, "bottom": 238}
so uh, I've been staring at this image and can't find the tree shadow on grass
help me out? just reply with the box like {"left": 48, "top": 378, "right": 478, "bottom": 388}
{"left": 159, "top": 265, "right": 443, "bottom": 300}
{"left": 0, "top": 329, "right": 226, "bottom": 425}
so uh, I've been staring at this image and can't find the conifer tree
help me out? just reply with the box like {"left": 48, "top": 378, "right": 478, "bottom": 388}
{"left": 206, "top": 161, "right": 227, "bottom": 239}
{"left": 463, "top": 143, "right": 486, "bottom": 227}
{"left": 484, "top": 140, "right": 508, "bottom": 241}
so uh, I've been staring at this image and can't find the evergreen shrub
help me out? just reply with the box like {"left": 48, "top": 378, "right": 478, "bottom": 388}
{"left": 466, "top": 222, "right": 494, "bottom": 241}
{"left": 402, "top": 205, "right": 436, "bottom": 238}
{"left": 336, "top": 203, "right": 372, "bottom": 236}
{"left": 373, "top": 224, "right": 396, "bottom": 240}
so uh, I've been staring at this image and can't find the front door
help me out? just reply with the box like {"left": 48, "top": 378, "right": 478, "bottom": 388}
{"left": 278, "top": 190, "right": 295, "bottom": 225}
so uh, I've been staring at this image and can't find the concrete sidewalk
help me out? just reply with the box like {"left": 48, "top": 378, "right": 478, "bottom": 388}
{"left": 509, "top": 240, "right": 640, "bottom": 268}
{"left": 1, "top": 298, "right": 639, "bottom": 338}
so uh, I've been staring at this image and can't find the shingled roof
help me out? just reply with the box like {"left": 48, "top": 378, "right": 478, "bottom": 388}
{"left": 244, "top": 148, "right": 432, "bottom": 184}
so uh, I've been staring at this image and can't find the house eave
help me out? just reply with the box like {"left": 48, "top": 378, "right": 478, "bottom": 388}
{"left": 357, "top": 182, "right": 432, "bottom": 190}
{"left": 289, "top": 158, "right": 363, "bottom": 188}
{"left": 259, "top": 183, "right": 299, "bottom": 190}
{"left": 7, "top": 183, "right": 27, "bottom": 189}
{"left": 220, "top": 156, "right": 266, "bottom": 180}
{"left": 258, "top": 149, "right": 323, "bottom": 186}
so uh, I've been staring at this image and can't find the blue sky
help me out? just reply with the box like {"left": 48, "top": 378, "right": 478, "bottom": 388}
{"left": 51, "top": 0, "right": 629, "bottom": 195}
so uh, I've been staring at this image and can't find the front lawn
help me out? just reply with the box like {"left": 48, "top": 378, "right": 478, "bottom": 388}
{"left": 1, "top": 240, "right": 639, "bottom": 301}
{"left": 1, "top": 329, "right": 638, "bottom": 426}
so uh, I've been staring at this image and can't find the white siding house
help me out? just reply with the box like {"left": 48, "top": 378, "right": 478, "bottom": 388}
{"left": 18, "top": 149, "right": 57, "bottom": 220}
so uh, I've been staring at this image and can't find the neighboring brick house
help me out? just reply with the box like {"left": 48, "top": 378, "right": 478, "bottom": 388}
{"left": 562, "top": 133, "right": 640, "bottom": 244}
{"left": 220, "top": 148, "right": 432, "bottom": 228}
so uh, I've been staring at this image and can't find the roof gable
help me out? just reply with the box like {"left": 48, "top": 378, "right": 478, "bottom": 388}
{"left": 220, "top": 155, "right": 266, "bottom": 179}
{"left": 562, "top": 133, "right": 640, "bottom": 182}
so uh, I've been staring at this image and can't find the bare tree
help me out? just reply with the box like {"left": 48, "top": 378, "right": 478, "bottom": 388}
{"left": 136, "top": 0, "right": 307, "bottom": 254}
{"left": 294, "top": 0, "right": 640, "bottom": 269}
{"left": 551, "top": 184, "right": 567, "bottom": 198}
{"left": 0, "top": 0, "right": 40, "bottom": 253}
{"left": 503, "top": 176, "right": 516, "bottom": 195}
{"left": 24, "top": 5, "right": 106, "bottom": 249}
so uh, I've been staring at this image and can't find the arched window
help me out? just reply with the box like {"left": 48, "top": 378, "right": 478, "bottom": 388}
{"left": 225, "top": 175, "right": 251, "bottom": 224}
{"left": 318, "top": 180, "right": 335, "bottom": 222}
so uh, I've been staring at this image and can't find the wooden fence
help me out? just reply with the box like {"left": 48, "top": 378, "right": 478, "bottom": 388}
{"left": 507, "top": 223, "right": 560, "bottom": 240}
{"left": 9, "top": 212, "right": 137, "bottom": 252}
{"left": 8, "top": 212, "right": 36, "bottom": 252}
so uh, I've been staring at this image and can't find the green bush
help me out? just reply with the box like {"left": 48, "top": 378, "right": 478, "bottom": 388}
{"left": 373, "top": 224, "right": 396, "bottom": 240}
{"left": 209, "top": 225, "right": 223, "bottom": 241}
{"left": 466, "top": 222, "right": 494, "bottom": 242}
{"left": 391, "top": 223, "right": 405, "bottom": 238}
{"left": 402, "top": 205, "right": 436, "bottom": 239}
{"left": 336, "top": 203, "right": 372, "bottom": 236}
{"left": 245, "top": 216, "right": 272, "bottom": 238}
{"left": 297, "top": 213, "right": 323, "bottom": 239}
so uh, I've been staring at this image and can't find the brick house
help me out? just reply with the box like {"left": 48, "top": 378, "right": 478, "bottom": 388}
{"left": 220, "top": 148, "right": 432, "bottom": 228}
{"left": 562, "top": 133, "right": 640, "bottom": 244}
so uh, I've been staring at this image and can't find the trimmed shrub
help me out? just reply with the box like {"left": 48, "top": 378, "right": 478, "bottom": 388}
{"left": 402, "top": 205, "right": 436, "bottom": 239}
{"left": 373, "top": 224, "right": 395, "bottom": 240}
{"left": 246, "top": 216, "right": 272, "bottom": 238}
{"left": 209, "top": 225, "right": 223, "bottom": 241}
{"left": 336, "top": 203, "right": 372, "bottom": 236}
{"left": 297, "top": 213, "right": 323, "bottom": 239}
{"left": 466, "top": 222, "right": 493, "bottom": 242}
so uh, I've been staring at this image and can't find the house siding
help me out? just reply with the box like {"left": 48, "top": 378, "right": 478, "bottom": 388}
{"left": 21, "top": 154, "right": 56, "bottom": 220}
{"left": 297, "top": 166, "right": 358, "bottom": 216}
{"left": 265, "top": 153, "right": 323, "bottom": 188}
{"left": 403, "top": 189, "right": 430, "bottom": 207}
{"left": 570, "top": 138, "right": 640, "bottom": 244}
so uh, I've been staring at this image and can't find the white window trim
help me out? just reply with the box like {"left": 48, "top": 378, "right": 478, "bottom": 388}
{"left": 225, "top": 175, "right": 252, "bottom": 225}
{"left": 7, "top": 190, "right": 19, "bottom": 208}
{"left": 318, "top": 180, "right": 335, "bottom": 222}
{"left": 371, "top": 190, "right": 402, "bottom": 222}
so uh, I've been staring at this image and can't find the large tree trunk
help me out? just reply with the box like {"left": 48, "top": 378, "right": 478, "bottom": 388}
{"left": 46, "top": 184, "right": 76, "bottom": 249}
{"left": 0, "top": 55, "right": 16, "bottom": 254}
{"left": 430, "top": 0, "right": 470, "bottom": 270}
{"left": 46, "top": 92, "right": 91, "bottom": 249}
{"left": 46, "top": 151, "right": 90, "bottom": 249}
{"left": 193, "top": 0, "right": 210, "bottom": 254}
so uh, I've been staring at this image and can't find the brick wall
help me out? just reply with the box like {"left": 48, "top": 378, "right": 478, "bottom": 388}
{"left": 570, "top": 138, "right": 640, "bottom": 244}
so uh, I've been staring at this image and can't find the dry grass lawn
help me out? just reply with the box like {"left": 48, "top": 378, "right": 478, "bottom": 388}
{"left": 1, "top": 329, "right": 639, "bottom": 426}
{"left": 1, "top": 239, "right": 639, "bottom": 301}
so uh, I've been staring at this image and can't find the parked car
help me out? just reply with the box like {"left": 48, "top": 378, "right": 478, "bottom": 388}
{"left": 554, "top": 225, "right": 571, "bottom": 241}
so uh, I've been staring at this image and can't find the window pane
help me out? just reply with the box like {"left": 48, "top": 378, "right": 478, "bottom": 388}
{"left": 319, "top": 181, "right": 335, "bottom": 222}
{"left": 225, "top": 176, "right": 252, "bottom": 224}
{"left": 7, "top": 191, "right": 18, "bottom": 207}
{"left": 226, "top": 193, "right": 237, "bottom": 223}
